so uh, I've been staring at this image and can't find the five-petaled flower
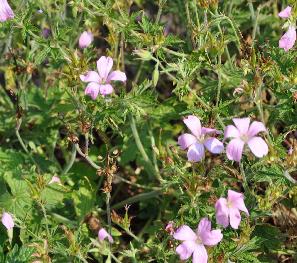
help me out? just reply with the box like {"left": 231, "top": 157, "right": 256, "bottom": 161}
{"left": 0, "top": 0, "right": 14, "bottom": 22}
{"left": 173, "top": 218, "right": 223, "bottom": 263}
{"left": 178, "top": 115, "right": 224, "bottom": 162}
{"left": 1, "top": 212, "right": 14, "bottom": 230}
{"left": 215, "top": 190, "right": 249, "bottom": 229}
{"left": 278, "top": 6, "right": 292, "bottom": 18}
{"left": 80, "top": 56, "right": 127, "bottom": 99}
{"left": 79, "top": 31, "right": 93, "bottom": 49}
{"left": 279, "top": 26, "right": 296, "bottom": 52}
{"left": 224, "top": 117, "right": 268, "bottom": 162}
{"left": 98, "top": 228, "right": 114, "bottom": 243}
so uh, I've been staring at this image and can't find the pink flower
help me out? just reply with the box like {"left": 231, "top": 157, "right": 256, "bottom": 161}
{"left": 78, "top": 31, "right": 93, "bottom": 49}
{"left": 278, "top": 6, "right": 292, "bottom": 18}
{"left": 1, "top": 212, "right": 14, "bottom": 230}
{"left": 48, "top": 176, "right": 61, "bottom": 184}
{"left": 279, "top": 26, "right": 296, "bottom": 52}
{"left": 165, "top": 221, "right": 175, "bottom": 235}
{"left": 98, "top": 228, "right": 114, "bottom": 243}
{"left": 178, "top": 115, "right": 224, "bottom": 162}
{"left": 173, "top": 218, "right": 223, "bottom": 263}
{"left": 80, "top": 56, "right": 127, "bottom": 99}
{"left": 215, "top": 190, "right": 249, "bottom": 229}
{"left": 288, "top": 147, "right": 293, "bottom": 155}
{"left": 224, "top": 117, "right": 268, "bottom": 162}
{"left": 0, "top": 0, "right": 14, "bottom": 22}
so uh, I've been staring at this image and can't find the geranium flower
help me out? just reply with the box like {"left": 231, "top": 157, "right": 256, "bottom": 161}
{"left": 165, "top": 221, "right": 175, "bottom": 235}
{"left": 98, "top": 228, "right": 114, "bottom": 243}
{"left": 215, "top": 190, "right": 249, "bottom": 229}
{"left": 0, "top": 0, "right": 14, "bottom": 22}
{"left": 49, "top": 176, "right": 61, "bottom": 184}
{"left": 1, "top": 212, "right": 14, "bottom": 230}
{"left": 279, "top": 26, "right": 296, "bottom": 52}
{"left": 178, "top": 115, "right": 224, "bottom": 162}
{"left": 173, "top": 218, "right": 223, "bottom": 263}
{"left": 278, "top": 6, "right": 292, "bottom": 18}
{"left": 80, "top": 56, "right": 127, "bottom": 99}
{"left": 78, "top": 31, "right": 93, "bottom": 49}
{"left": 224, "top": 117, "right": 268, "bottom": 162}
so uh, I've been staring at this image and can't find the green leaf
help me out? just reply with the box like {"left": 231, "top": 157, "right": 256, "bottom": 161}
{"left": 72, "top": 179, "right": 95, "bottom": 221}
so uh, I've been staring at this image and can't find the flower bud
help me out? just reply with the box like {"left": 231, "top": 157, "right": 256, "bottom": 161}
{"left": 78, "top": 31, "right": 93, "bottom": 49}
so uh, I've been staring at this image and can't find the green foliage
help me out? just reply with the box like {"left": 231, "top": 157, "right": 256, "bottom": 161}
{"left": 0, "top": 0, "right": 297, "bottom": 262}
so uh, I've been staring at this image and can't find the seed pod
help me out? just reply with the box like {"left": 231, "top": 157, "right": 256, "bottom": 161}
{"left": 152, "top": 63, "right": 159, "bottom": 88}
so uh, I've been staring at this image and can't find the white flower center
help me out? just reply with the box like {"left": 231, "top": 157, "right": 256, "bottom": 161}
{"left": 196, "top": 134, "right": 205, "bottom": 144}
{"left": 240, "top": 133, "right": 249, "bottom": 143}
{"left": 195, "top": 235, "right": 203, "bottom": 244}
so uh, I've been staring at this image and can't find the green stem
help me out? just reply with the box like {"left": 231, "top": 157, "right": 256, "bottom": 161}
{"left": 185, "top": 0, "right": 194, "bottom": 49}
{"left": 15, "top": 121, "right": 29, "bottom": 154}
{"left": 149, "top": 128, "right": 160, "bottom": 175}
{"left": 239, "top": 162, "right": 247, "bottom": 188}
{"left": 106, "top": 192, "right": 112, "bottom": 250}
{"left": 252, "top": 8, "right": 260, "bottom": 46}
{"left": 111, "top": 253, "right": 122, "bottom": 263}
{"left": 15, "top": 118, "right": 41, "bottom": 170}
{"left": 39, "top": 202, "right": 50, "bottom": 240}
{"left": 130, "top": 116, "right": 162, "bottom": 181}
{"left": 255, "top": 83, "right": 273, "bottom": 144}
{"left": 62, "top": 144, "right": 77, "bottom": 174}
{"left": 111, "top": 190, "right": 160, "bottom": 210}
{"left": 155, "top": 0, "right": 164, "bottom": 24}
{"left": 216, "top": 55, "right": 222, "bottom": 107}
{"left": 115, "top": 175, "right": 161, "bottom": 190}
{"left": 75, "top": 144, "right": 100, "bottom": 170}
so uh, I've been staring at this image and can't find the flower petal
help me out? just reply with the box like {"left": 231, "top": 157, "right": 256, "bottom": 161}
{"left": 279, "top": 26, "right": 296, "bottom": 52}
{"left": 97, "top": 56, "right": 113, "bottom": 80}
{"left": 78, "top": 31, "right": 93, "bottom": 49}
{"left": 173, "top": 225, "right": 197, "bottom": 241}
{"left": 98, "top": 228, "right": 114, "bottom": 243}
{"left": 204, "top": 137, "right": 224, "bottom": 154}
{"left": 1, "top": 212, "right": 14, "bottom": 230}
{"left": 107, "top": 70, "right": 127, "bottom": 83}
{"left": 178, "top": 133, "right": 197, "bottom": 150}
{"left": 233, "top": 118, "right": 250, "bottom": 135}
{"left": 226, "top": 138, "right": 245, "bottom": 162}
{"left": 99, "top": 84, "right": 114, "bottom": 96}
{"left": 215, "top": 198, "right": 229, "bottom": 228}
{"left": 187, "top": 143, "right": 205, "bottom": 162}
{"left": 201, "top": 127, "right": 221, "bottom": 135}
{"left": 85, "top": 82, "right": 100, "bottom": 100}
{"left": 197, "top": 219, "right": 222, "bottom": 246}
{"left": 224, "top": 125, "right": 240, "bottom": 139}
{"left": 247, "top": 136, "right": 268, "bottom": 158}
{"left": 278, "top": 6, "right": 292, "bottom": 18}
{"left": 197, "top": 217, "right": 211, "bottom": 236}
{"left": 203, "top": 230, "right": 223, "bottom": 246}
{"left": 0, "top": 0, "right": 14, "bottom": 22}
{"left": 183, "top": 115, "right": 201, "bottom": 137}
{"left": 80, "top": 71, "right": 100, "bottom": 83}
{"left": 229, "top": 208, "right": 241, "bottom": 229}
{"left": 197, "top": 217, "right": 222, "bottom": 246}
{"left": 192, "top": 245, "right": 208, "bottom": 263}
{"left": 227, "top": 190, "right": 249, "bottom": 215}
{"left": 176, "top": 241, "right": 197, "bottom": 260}
{"left": 247, "top": 121, "right": 266, "bottom": 138}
